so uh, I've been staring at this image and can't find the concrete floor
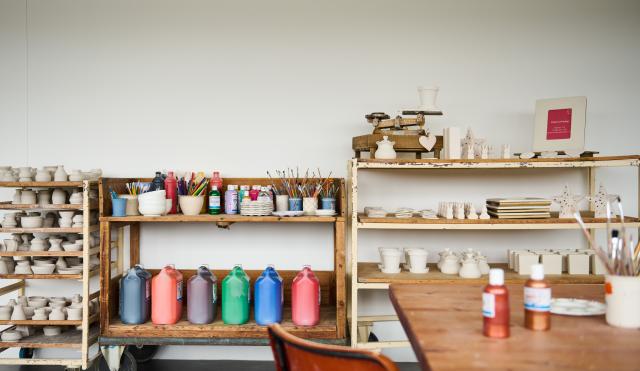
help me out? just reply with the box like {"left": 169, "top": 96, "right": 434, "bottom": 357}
{"left": 3, "top": 360, "right": 422, "bottom": 371}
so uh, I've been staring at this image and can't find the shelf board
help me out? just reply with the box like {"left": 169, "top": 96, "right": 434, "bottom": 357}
{"left": 0, "top": 225, "right": 98, "bottom": 234}
{"left": 0, "top": 250, "right": 86, "bottom": 257}
{"left": 105, "top": 306, "right": 338, "bottom": 339}
{"left": 0, "top": 313, "right": 99, "bottom": 326}
{"left": 101, "top": 214, "right": 344, "bottom": 223}
{"left": 0, "top": 325, "right": 98, "bottom": 349}
{"left": 354, "top": 155, "right": 640, "bottom": 169}
{"left": 0, "top": 181, "right": 95, "bottom": 188}
{"left": 0, "top": 267, "right": 98, "bottom": 280}
{"left": 357, "top": 213, "right": 640, "bottom": 230}
{"left": 0, "top": 200, "right": 98, "bottom": 211}
{"left": 357, "top": 262, "right": 604, "bottom": 287}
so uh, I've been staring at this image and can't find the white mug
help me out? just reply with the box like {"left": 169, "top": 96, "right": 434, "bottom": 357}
{"left": 605, "top": 275, "right": 640, "bottom": 329}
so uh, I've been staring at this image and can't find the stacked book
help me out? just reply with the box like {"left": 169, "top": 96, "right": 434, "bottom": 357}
{"left": 485, "top": 198, "right": 552, "bottom": 219}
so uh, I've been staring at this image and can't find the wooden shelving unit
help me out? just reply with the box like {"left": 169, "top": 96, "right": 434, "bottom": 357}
{"left": 98, "top": 178, "right": 347, "bottom": 351}
{"left": 0, "top": 180, "right": 101, "bottom": 370}
{"left": 348, "top": 155, "right": 640, "bottom": 349}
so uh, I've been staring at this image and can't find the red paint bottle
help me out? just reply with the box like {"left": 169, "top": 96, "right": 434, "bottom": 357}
{"left": 483, "top": 268, "right": 510, "bottom": 338}
{"left": 164, "top": 171, "right": 177, "bottom": 214}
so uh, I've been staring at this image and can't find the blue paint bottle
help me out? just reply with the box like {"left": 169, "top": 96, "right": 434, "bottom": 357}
{"left": 254, "top": 265, "right": 283, "bottom": 325}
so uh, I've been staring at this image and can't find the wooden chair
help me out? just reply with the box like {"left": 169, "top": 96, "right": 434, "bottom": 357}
{"left": 267, "top": 324, "right": 398, "bottom": 371}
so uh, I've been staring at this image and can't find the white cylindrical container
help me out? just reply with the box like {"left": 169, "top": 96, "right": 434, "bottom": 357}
{"left": 605, "top": 275, "right": 640, "bottom": 329}
{"left": 275, "top": 195, "right": 289, "bottom": 212}
{"left": 406, "top": 248, "right": 428, "bottom": 273}
{"left": 379, "top": 248, "right": 402, "bottom": 274}
{"left": 302, "top": 197, "right": 318, "bottom": 216}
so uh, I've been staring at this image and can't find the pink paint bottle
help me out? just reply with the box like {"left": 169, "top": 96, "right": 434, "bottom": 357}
{"left": 151, "top": 264, "right": 183, "bottom": 325}
{"left": 291, "top": 265, "right": 320, "bottom": 326}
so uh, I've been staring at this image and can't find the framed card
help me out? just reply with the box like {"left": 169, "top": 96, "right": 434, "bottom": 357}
{"left": 533, "top": 96, "right": 587, "bottom": 152}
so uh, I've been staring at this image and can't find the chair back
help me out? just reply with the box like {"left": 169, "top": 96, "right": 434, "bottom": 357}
{"left": 268, "top": 324, "right": 398, "bottom": 371}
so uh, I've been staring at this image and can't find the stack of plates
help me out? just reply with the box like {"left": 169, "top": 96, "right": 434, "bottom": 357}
{"left": 485, "top": 198, "right": 551, "bottom": 219}
{"left": 418, "top": 209, "right": 438, "bottom": 219}
{"left": 240, "top": 200, "right": 274, "bottom": 216}
{"left": 365, "top": 207, "right": 387, "bottom": 218}
{"left": 394, "top": 208, "right": 415, "bottom": 218}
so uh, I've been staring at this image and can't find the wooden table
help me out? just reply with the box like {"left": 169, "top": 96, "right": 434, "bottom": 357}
{"left": 389, "top": 284, "right": 640, "bottom": 370}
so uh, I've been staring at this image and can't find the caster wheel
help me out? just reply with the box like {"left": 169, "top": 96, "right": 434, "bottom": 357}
{"left": 98, "top": 350, "right": 137, "bottom": 371}
{"left": 368, "top": 332, "right": 379, "bottom": 342}
{"left": 126, "top": 345, "right": 159, "bottom": 363}
{"left": 19, "top": 348, "right": 34, "bottom": 359}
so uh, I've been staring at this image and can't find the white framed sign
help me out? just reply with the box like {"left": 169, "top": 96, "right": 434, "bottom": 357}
{"left": 533, "top": 96, "right": 587, "bottom": 152}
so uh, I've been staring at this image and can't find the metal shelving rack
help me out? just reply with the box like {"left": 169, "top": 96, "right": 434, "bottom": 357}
{"left": 348, "top": 155, "right": 640, "bottom": 349}
{"left": 0, "top": 180, "right": 101, "bottom": 370}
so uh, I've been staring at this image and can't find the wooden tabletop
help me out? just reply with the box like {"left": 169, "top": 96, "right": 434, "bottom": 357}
{"left": 389, "top": 284, "right": 640, "bottom": 370}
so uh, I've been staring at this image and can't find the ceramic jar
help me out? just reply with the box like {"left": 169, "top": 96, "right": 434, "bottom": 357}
{"left": 459, "top": 255, "right": 482, "bottom": 279}
{"left": 35, "top": 168, "right": 52, "bottom": 182}
{"left": 48, "top": 238, "right": 63, "bottom": 251}
{"left": 404, "top": 248, "right": 428, "bottom": 273}
{"left": 43, "top": 326, "right": 62, "bottom": 336}
{"left": 30, "top": 237, "right": 47, "bottom": 251}
{"left": 18, "top": 167, "right": 33, "bottom": 182}
{"left": 52, "top": 189, "right": 67, "bottom": 204}
{"left": 0, "top": 305, "right": 12, "bottom": 320}
{"left": 10, "top": 304, "right": 26, "bottom": 320}
{"left": 37, "top": 190, "right": 51, "bottom": 205}
{"left": 49, "top": 306, "right": 66, "bottom": 321}
{"left": 20, "top": 190, "right": 36, "bottom": 204}
{"left": 69, "top": 191, "right": 82, "bottom": 204}
{"left": 67, "top": 304, "right": 82, "bottom": 320}
{"left": 378, "top": 247, "right": 402, "bottom": 274}
{"left": 33, "top": 308, "right": 48, "bottom": 320}
{"left": 15, "top": 261, "right": 32, "bottom": 274}
{"left": 440, "top": 253, "right": 461, "bottom": 275}
{"left": 68, "top": 170, "right": 84, "bottom": 182}
{"left": 374, "top": 136, "right": 396, "bottom": 160}
{"left": 55, "top": 257, "right": 68, "bottom": 270}
{"left": 54, "top": 165, "right": 68, "bottom": 181}
{"left": 12, "top": 189, "right": 21, "bottom": 205}
{"left": 1, "top": 213, "right": 18, "bottom": 228}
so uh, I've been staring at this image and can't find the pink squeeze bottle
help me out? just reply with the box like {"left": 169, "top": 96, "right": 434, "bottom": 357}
{"left": 151, "top": 265, "right": 183, "bottom": 325}
{"left": 291, "top": 265, "right": 320, "bottom": 326}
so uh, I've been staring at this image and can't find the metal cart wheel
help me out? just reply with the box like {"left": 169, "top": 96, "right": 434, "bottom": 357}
{"left": 368, "top": 332, "right": 379, "bottom": 342}
{"left": 18, "top": 347, "right": 34, "bottom": 359}
{"left": 126, "top": 345, "right": 159, "bottom": 363}
{"left": 98, "top": 350, "right": 137, "bottom": 371}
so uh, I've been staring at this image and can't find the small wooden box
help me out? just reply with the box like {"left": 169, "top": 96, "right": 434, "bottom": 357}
{"left": 540, "top": 254, "right": 563, "bottom": 275}
{"left": 568, "top": 254, "right": 590, "bottom": 275}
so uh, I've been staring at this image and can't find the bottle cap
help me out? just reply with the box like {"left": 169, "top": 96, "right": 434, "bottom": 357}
{"left": 212, "top": 185, "right": 218, "bottom": 191}
{"left": 489, "top": 268, "right": 504, "bottom": 285}
{"left": 531, "top": 264, "right": 544, "bottom": 280}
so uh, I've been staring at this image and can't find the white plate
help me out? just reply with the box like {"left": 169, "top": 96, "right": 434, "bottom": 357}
{"left": 551, "top": 298, "right": 606, "bottom": 316}
{"left": 315, "top": 210, "right": 336, "bottom": 216}
{"left": 272, "top": 211, "right": 305, "bottom": 217}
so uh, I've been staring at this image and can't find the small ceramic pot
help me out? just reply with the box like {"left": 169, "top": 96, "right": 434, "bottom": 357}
{"left": 35, "top": 168, "right": 52, "bottom": 182}
{"left": 379, "top": 248, "right": 402, "bottom": 274}
{"left": 29, "top": 238, "right": 47, "bottom": 251}
{"left": 23, "top": 306, "right": 35, "bottom": 319}
{"left": 275, "top": 195, "right": 289, "bottom": 212}
{"left": 3, "top": 239, "right": 18, "bottom": 252}
{"left": 138, "top": 190, "right": 167, "bottom": 216}
{"left": 1, "top": 330, "right": 22, "bottom": 342}
{"left": 288, "top": 198, "right": 302, "bottom": 211}
{"left": 440, "top": 255, "right": 461, "bottom": 275}
{"left": 12, "top": 189, "right": 21, "bottom": 205}
{"left": 302, "top": 197, "right": 318, "bottom": 216}
{"left": 58, "top": 218, "right": 72, "bottom": 228}
{"left": 404, "top": 248, "right": 428, "bottom": 273}
{"left": 14, "top": 262, "right": 33, "bottom": 275}
{"left": 0, "top": 305, "right": 12, "bottom": 320}
{"left": 51, "top": 189, "right": 67, "bottom": 204}
{"left": 28, "top": 297, "right": 48, "bottom": 308}
{"left": 321, "top": 197, "right": 336, "bottom": 210}
{"left": 120, "top": 195, "right": 140, "bottom": 216}
{"left": 54, "top": 165, "right": 68, "bottom": 181}
{"left": 459, "top": 257, "right": 482, "bottom": 279}
{"left": 178, "top": 195, "right": 204, "bottom": 216}
{"left": 1, "top": 257, "right": 15, "bottom": 273}
{"left": 20, "top": 190, "right": 37, "bottom": 204}
{"left": 48, "top": 238, "right": 63, "bottom": 251}
{"left": 43, "top": 326, "right": 62, "bottom": 336}
{"left": 1, "top": 214, "right": 17, "bottom": 228}
{"left": 605, "top": 275, "right": 640, "bottom": 329}
{"left": 20, "top": 216, "right": 43, "bottom": 228}
{"left": 66, "top": 305, "right": 82, "bottom": 320}
{"left": 0, "top": 259, "right": 9, "bottom": 274}
{"left": 49, "top": 307, "right": 66, "bottom": 321}
{"left": 10, "top": 304, "right": 26, "bottom": 320}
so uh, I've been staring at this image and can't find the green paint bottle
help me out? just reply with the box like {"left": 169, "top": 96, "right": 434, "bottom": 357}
{"left": 222, "top": 265, "right": 250, "bottom": 324}
{"left": 208, "top": 185, "right": 221, "bottom": 215}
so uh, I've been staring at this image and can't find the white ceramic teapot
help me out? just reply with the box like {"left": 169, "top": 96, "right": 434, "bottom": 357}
{"left": 440, "top": 252, "right": 461, "bottom": 275}
{"left": 374, "top": 136, "right": 397, "bottom": 160}
{"left": 459, "top": 254, "right": 482, "bottom": 278}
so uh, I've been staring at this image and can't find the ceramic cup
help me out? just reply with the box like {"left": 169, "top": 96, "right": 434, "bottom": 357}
{"left": 378, "top": 247, "right": 402, "bottom": 274}
{"left": 275, "top": 195, "right": 289, "bottom": 212}
{"left": 178, "top": 195, "right": 204, "bottom": 216}
{"left": 302, "top": 197, "right": 318, "bottom": 216}
{"left": 119, "top": 195, "right": 140, "bottom": 216}
{"left": 321, "top": 197, "right": 336, "bottom": 210}
{"left": 405, "top": 248, "right": 428, "bottom": 273}
{"left": 605, "top": 275, "right": 640, "bottom": 329}
{"left": 288, "top": 198, "right": 302, "bottom": 211}
{"left": 111, "top": 198, "right": 127, "bottom": 217}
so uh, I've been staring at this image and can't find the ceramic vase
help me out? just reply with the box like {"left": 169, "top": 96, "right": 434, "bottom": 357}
{"left": 55, "top": 257, "right": 68, "bottom": 270}
{"left": 302, "top": 197, "right": 318, "bottom": 216}
{"left": 12, "top": 189, "right": 21, "bottom": 205}
{"left": 1, "top": 257, "right": 15, "bottom": 273}
{"left": 2, "top": 214, "right": 17, "bottom": 228}
{"left": 35, "top": 168, "right": 52, "bottom": 182}
{"left": 48, "top": 238, "right": 63, "bottom": 251}
{"left": 20, "top": 190, "right": 36, "bottom": 204}
{"left": 52, "top": 189, "right": 67, "bottom": 204}
{"left": 49, "top": 306, "right": 66, "bottom": 321}
{"left": 37, "top": 190, "right": 51, "bottom": 205}
{"left": 275, "top": 195, "right": 289, "bottom": 212}
{"left": 459, "top": 256, "right": 482, "bottom": 278}
{"left": 11, "top": 304, "right": 26, "bottom": 320}
{"left": 54, "top": 165, "right": 68, "bottom": 181}
{"left": 0, "top": 305, "right": 12, "bottom": 320}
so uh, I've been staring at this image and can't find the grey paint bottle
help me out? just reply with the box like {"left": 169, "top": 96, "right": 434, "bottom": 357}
{"left": 187, "top": 265, "right": 217, "bottom": 324}
{"left": 119, "top": 264, "right": 151, "bottom": 324}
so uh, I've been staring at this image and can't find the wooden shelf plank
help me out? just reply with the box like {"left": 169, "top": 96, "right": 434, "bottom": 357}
{"left": 105, "top": 306, "right": 337, "bottom": 339}
{"left": 0, "top": 225, "right": 98, "bottom": 234}
{"left": 358, "top": 262, "right": 604, "bottom": 285}
{"left": 0, "top": 200, "right": 98, "bottom": 211}
{"left": 0, "top": 325, "right": 98, "bottom": 349}
{"left": 0, "top": 181, "right": 96, "bottom": 188}
{"left": 0, "top": 273, "right": 83, "bottom": 280}
{"left": 0, "top": 251, "right": 86, "bottom": 257}
{"left": 0, "top": 313, "right": 99, "bottom": 326}
{"left": 357, "top": 213, "right": 640, "bottom": 230}
{"left": 355, "top": 155, "right": 640, "bottom": 169}
{"left": 101, "top": 214, "right": 344, "bottom": 223}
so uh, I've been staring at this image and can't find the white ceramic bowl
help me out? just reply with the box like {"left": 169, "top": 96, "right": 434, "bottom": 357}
{"left": 28, "top": 297, "right": 48, "bottom": 308}
{"left": 62, "top": 242, "right": 81, "bottom": 252}
{"left": 138, "top": 202, "right": 166, "bottom": 217}
{"left": 178, "top": 196, "right": 204, "bottom": 216}
{"left": 57, "top": 267, "right": 82, "bottom": 275}
{"left": 33, "top": 258, "right": 55, "bottom": 266}
{"left": 138, "top": 190, "right": 165, "bottom": 202}
{"left": 1, "top": 330, "right": 22, "bottom": 341}
{"left": 43, "top": 326, "right": 62, "bottom": 336}
{"left": 58, "top": 211, "right": 75, "bottom": 219}
{"left": 20, "top": 216, "right": 43, "bottom": 228}
{"left": 31, "top": 264, "right": 55, "bottom": 274}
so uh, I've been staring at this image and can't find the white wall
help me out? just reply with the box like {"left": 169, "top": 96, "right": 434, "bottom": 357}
{"left": 1, "top": 0, "right": 639, "bottom": 362}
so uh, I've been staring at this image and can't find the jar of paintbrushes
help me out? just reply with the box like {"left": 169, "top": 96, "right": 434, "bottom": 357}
{"left": 121, "top": 181, "right": 148, "bottom": 216}
{"left": 177, "top": 173, "right": 209, "bottom": 216}
{"left": 268, "top": 169, "right": 336, "bottom": 216}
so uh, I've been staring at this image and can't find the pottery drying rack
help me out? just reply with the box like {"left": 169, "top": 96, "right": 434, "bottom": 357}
{"left": 97, "top": 177, "right": 346, "bottom": 365}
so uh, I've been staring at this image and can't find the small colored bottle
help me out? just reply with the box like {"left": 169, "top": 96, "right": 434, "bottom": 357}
{"left": 151, "top": 171, "right": 165, "bottom": 191}
{"left": 164, "top": 171, "right": 178, "bottom": 214}
{"left": 224, "top": 185, "right": 238, "bottom": 214}
{"left": 222, "top": 265, "right": 250, "bottom": 324}
{"left": 257, "top": 187, "right": 271, "bottom": 202}
{"left": 524, "top": 264, "right": 551, "bottom": 331}
{"left": 241, "top": 189, "right": 251, "bottom": 204}
{"left": 291, "top": 265, "right": 320, "bottom": 326}
{"left": 208, "top": 186, "right": 221, "bottom": 215}
{"left": 249, "top": 185, "right": 260, "bottom": 201}
{"left": 211, "top": 171, "right": 223, "bottom": 191}
{"left": 483, "top": 268, "right": 510, "bottom": 338}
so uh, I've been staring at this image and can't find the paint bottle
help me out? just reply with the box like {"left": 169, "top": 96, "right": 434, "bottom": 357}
{"left": 254, "top": 265, "right": 283, "bottom": 325}
{"left": 187, "top": 265, "right": 217, "bottom": 324}
{"left": 222, "top": 265, "right": 250, "bottom": 324}
{"left": 208, "top": 186, "right": 221, "bottom": 215}
{"left": 249, "top": 185, "right": 261, "bottom": 201}
{"left": 524, "top": 264, "right": 551, "bottom": 331}
{"left": 211, "top": 171, "right": 223, "bottom": 191}
{"left": 151, "top": 265, "right": 183, "bottom": 325}
{"left": 483, "top": 268, "right": 509, "bottom": 338}
{"left": 291, "top": 265, "right": 320, "bottom": 326}
{"left": 151, "top": 171, "right": 164, "bottom": 191}
{"left": 224, "top": 185, "right": 238, "bottom": 214}
{"left": 164, "top": 171, "right": 178, "bottom": 214}
{"left": 119, "top": 264, "right": 151, "bottom": 324}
